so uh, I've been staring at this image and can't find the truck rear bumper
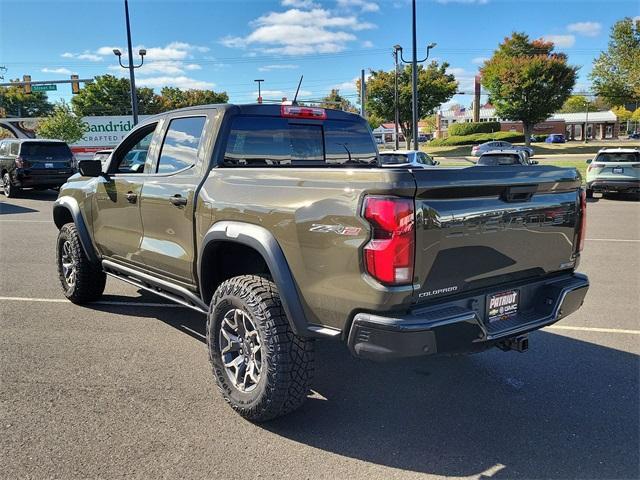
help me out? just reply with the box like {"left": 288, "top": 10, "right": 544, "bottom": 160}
{"left": 347, "top": 272, "right": 589, "bottom": 361}
{"left": 14, "top": 170, "right": 73, "bottom": 188}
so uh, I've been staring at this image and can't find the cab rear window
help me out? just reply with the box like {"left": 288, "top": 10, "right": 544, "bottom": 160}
{"left": 477, "top": 154, "right": 520, "bottom": 166}
{"left": 223, "top": 115, "right": 377, "bottom": 167}
{"left": 595, "top": 152, "right": 640, "bottom": 163}
{"left": 20, "top": 142, "right": 72, "bottom": 159}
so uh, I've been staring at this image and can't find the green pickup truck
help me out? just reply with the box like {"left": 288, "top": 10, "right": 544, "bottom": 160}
{"left": 53, "top": 104, "right": 589, "bottom": 421}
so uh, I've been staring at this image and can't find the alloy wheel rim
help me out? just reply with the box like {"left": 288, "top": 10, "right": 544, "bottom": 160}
{"left": 219, "top": 308, "right": 262, "bottom": 392}
{"left": 60, "top": 240, "right": 76, "bottom": 288}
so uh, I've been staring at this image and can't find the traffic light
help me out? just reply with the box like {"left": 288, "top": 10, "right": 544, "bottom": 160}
{"left": 70, "top": 74, "right": 80, "bottom": 94}
{"left": 23, "top": 75, "right": 31, "bottom": 94}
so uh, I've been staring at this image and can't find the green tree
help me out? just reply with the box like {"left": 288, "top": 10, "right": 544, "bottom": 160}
{"left": 0, "top": 81, "right": 53, "bottom": 117}
{"left": 481, "top": 33, "right": 578, "bottom": 145}
{"left": 319, "top": 88, "right": 356, "bottom": 112}
{"left": 560, "top": 95, "right": 594, "bottom": 113}
{"left": 590, "top": 18, "right": 640, "bottom": 106}
{"left": 612, "top": 105, "right": 633, "bottom": 122}
{"left": 159, "top": 86, "right": 229, "bottom": 110}
{"left": 71, "top": 75, "right": 162, "bottom": 116}
{"left": 366, "top": 112, "right": 384, "bottom": 130}
{"left": 36, "top": 101, "right": 85, "bottom": 143}
{"left": 632, "top": 107, "right": 640, "bottom": 122}
{"left": 364, "top": 62, "right": 458, "bottom": 148}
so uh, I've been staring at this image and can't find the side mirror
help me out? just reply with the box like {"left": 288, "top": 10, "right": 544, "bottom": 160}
{"left": 78, "top": 159, "right": 102, "bottom": 177}
{"left": 586, "top": 159, "right": 592, "bottom": 164}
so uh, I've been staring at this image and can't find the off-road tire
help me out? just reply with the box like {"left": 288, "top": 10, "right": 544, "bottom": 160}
{"left": 3, "top": 173, "right": 19, "bottom": 198}
{"left": 207, "top": 275, "right": 314, "bottom": 422}
{"left": 56, "top": 223, "right": 106, "bottom": 303}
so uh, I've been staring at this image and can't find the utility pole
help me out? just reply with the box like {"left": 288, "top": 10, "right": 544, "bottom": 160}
{"left": 113, "top": 0, "right": 146, "bottom": 125}
{"left": 254, "top": 79, "right": 264, "bottom": 103}
{"left": 360, "top": 69, "right": 366, "bottom": 118}
{"left": 584, "top": 98, "right": 590, "bottom": 143}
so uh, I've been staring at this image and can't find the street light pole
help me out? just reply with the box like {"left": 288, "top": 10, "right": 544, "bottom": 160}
{"left": 254, "top": 79, "right": 264, "bottom": 103}
{"left": 393, "top": 45, "right": 401, "bottom": 150}
{"left": 123, "top": 0, "right": 142, "bottom": 125}
{"left": 410, "top": 0, "right": 419, "bottom": 150}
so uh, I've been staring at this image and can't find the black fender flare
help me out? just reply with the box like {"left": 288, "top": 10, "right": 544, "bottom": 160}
{"left": 198, "top": 221, "right": 311, "bottom": 337}
{"left": 53, "top": 196, "right": 99, "bottom": 264}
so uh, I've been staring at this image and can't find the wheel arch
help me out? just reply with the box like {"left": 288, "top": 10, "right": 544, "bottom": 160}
{"left": 53, "top": 196, "right": 99, "bottom": 264}
{"left": 198, "top": 221, "right": 311, "bottom": 337}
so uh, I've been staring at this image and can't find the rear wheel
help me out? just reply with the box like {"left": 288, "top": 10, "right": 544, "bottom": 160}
{"left": 56, "top": 223, "right": 106, "bottom": 303}
{"left": 207, "top": 275, "right": 314, "bottom": 422}
{"left": 2, "top": 173, "right": 19, "bottom": 198}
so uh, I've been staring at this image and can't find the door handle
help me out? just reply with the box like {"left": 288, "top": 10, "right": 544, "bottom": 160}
{"left": 170, "top": 194, "right": 187, "bottom": 207}
{"left": 126, "top": 191, "right": 137, "bottom": 203}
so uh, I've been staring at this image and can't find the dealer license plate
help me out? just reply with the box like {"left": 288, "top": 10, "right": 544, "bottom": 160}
{"left": 612, "top": 167, "right": 624, "bottom": 174}
{"left": 487, "top": 290, "right": 519, "bottom": 322}
{"left": 45, "top": 163, "right": 54, "bottom": 168}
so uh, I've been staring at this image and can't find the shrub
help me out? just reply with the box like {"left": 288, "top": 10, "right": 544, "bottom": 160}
{"left": 430, "top": 131, "right": 524, "bottom": 146}
{"left": 448, "top": 121, "right": 501, "bottom": 136}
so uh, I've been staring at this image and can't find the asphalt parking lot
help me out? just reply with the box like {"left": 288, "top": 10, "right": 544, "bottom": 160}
{"left": 1, "top": 189, "right": 638, "bottom": 480}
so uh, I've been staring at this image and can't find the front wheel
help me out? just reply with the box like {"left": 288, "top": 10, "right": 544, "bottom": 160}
{"left": 207, "top": 275, "right": 314, "bottom": 422}
{"left": 56, "top": 223, "right": 106, "bottom": 303}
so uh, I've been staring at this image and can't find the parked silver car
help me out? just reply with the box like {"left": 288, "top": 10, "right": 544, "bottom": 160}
{"left": 471, "top": 141, "right": 534, "bottom": 158}
{"left": 379, "top": 150, "right": 439, "bottom": 168}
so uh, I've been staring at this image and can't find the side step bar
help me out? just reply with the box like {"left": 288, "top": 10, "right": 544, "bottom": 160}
{"left": 102, "top": 259, "right": 208, "bottom": 314}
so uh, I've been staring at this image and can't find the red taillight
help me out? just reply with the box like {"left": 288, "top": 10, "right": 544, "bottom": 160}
{"left": 280, "top": 105, "right": 327, "bottom": 119}
{"left": 577, "top": 189, "right": 587, "bottom": 253}
{"left": 363, "top": 196, "right": 415, "bottom": 285}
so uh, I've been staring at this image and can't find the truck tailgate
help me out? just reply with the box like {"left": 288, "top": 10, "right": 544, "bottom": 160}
{"left": 411, "top": 166, "right": 582, "bottom": 303}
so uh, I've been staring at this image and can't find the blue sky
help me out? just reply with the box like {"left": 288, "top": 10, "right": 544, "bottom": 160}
{"left": 1, "top": 0, "right": 639, "bottom": 109}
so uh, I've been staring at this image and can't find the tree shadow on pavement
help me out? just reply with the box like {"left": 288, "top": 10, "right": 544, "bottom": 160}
{"left": 86, "top": 297, "right": 640, "bottom": 479}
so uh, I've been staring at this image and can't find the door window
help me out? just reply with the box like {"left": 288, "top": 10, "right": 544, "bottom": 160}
{"left": 10, "top": 142, "right": 19, "bottom": 156}
{"left": 156, "top": 116, "right": 206, "bottom": 174}
{"left": 112, "top": 123, "right": 158, "bottom": 174}
{"left": 417, "top": 152, "right": 433, "bottom": 165}
{"left": 0, "top": 142, "right": 6, "bottom": 155}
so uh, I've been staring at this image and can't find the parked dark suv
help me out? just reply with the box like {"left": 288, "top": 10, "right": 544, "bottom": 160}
{"left": 0, "top": 139, "right": 75, "bottom": 197}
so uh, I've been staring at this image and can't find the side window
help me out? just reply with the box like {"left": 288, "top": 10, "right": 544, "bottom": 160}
{"left": 156, "top": 116, "right": 206, "bottom": 174}
{"left": 417, "top": 152, "right": 432, "bottom": 165}
{"left": 10, "top": 142, "right": 19, "bottom": 156}
{"left": 112, "top": 123, "right": 158, "bottom": 174}
{"left": 0, "top": 142, "right": 6, "bottom": 156}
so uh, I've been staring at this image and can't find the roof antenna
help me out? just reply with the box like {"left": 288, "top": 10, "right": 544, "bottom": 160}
{"left": 292, "top": 75, "right": 304, "bottom": 105}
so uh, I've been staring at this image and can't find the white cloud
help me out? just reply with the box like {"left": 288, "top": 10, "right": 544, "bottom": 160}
{"left": 334, "top": 77, "right": 359, "bottom": 92}
{"left": 96, "top": 46, "right": 122, "bottom": 56}
{"left": 136, "top": 76, "right": 215, "bottom": 90}
{"left": 282, "top": 0, "right": 319, "bottom": 7}
{"left": 567, "top": 21, "right": 602, "bottom": 37}
{"left": 41, "top": 67, "right": 73, "bottom": 75}
{"left": 471, "top": 56, "right": 488, "bottom": 65}
{"left": 220, "top": 7, "right": 376, "bottom": 56}
{"left": 543, "top": 34, "right": 576, "bottom": 48}
{"left": 258, "top": 64, "right": 299, "bottom": 72}
{"left": 446, "top": 66, "right": 473, "bottom": 92}
{"left": 61, "top": 51, "right": 102, "bottom": 61}
{"left": 362, "top": 40, "right": 374, "bottom": 48}
{"left": 337, "top": 0, "right": 380, "bottom": 12}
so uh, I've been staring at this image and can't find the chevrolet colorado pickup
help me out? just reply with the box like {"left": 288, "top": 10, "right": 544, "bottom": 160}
{"left": 53, "top": 104, "right": 589, "bottom": 421}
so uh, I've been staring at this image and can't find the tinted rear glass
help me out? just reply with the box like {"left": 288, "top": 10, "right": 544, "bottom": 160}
{"left": 477, "top": 154, "right": 521, "bottom": 166}
{"left": 223, "top": 115, "right": 377, "bottom": 167}
{"left": 20, "top": 142, "right": 72, "bottom": 159}
{"left": 595, "top": 152, "right": 639, "bottom": 163}
{"left": 379, "top": 154, "right": 409, "bottom": 165}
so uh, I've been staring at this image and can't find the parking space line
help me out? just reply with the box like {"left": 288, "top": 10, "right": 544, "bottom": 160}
{"left": 0, "top": 296, "right": 184, "bottom": 308}
{"left": 0, "top": 219, "right": 51, "bottom": 223}
{"left": 1, "top": 296, "right": 639, "bottom": 335}
{"left": 586, "top": 238, "right": 640, "bottom": 243}
{"left": 547, "top": 325, "right": 640, "bottom": 335}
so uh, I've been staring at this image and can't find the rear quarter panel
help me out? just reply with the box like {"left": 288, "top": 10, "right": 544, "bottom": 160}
{"left": 198, "top": 167, "right": 416, "bottom": 330}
